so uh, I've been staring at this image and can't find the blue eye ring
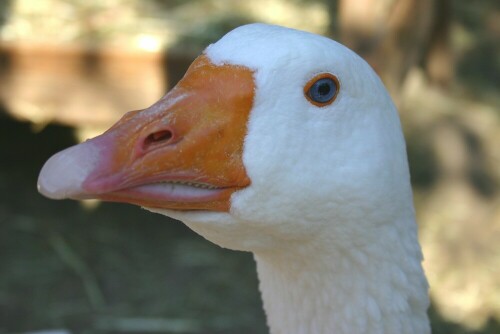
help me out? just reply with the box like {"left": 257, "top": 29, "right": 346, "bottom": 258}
{"left": 304, "top": 73, "right": 340, "bottom": 107}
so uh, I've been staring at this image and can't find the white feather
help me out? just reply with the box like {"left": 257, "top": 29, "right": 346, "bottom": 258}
{"left": 150, "top": 23, "right": 430, "bottom": 334}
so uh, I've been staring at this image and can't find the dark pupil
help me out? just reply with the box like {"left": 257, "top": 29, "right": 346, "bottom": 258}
{"left": 309, "top": 78, "right": 336, "bottom": 103}
{"left": 318, "top": 83, "right": 331, "bottom": 96}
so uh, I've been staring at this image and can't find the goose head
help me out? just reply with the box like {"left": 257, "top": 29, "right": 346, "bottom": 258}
{"left": 38, "top": 24, "right": 429, "bottom": 333}
{"left": 39, "top": 23, "right": 411, "bottom": 251}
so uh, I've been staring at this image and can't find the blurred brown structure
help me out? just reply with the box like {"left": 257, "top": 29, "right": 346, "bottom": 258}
{"left": 0, "top": 43, "right": 165, "bottom": 128}
{"left": 338, "top": 0, "right": 454, "bottom": 96}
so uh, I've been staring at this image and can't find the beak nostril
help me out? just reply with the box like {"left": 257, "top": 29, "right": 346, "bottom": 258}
{"left": 151, "top": 130, "right": 172, "bottom": 142}
{"left": 143, "top": 129, "right": 174, "bottom": 151}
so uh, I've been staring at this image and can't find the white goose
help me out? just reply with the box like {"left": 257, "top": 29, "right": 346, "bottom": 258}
{"left": 38, "top": 24, "right": 430, "bottom": 334}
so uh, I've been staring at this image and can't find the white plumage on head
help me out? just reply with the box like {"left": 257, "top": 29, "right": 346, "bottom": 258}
{"left": 39, "top": 23, "right": 430, "bottom": 334}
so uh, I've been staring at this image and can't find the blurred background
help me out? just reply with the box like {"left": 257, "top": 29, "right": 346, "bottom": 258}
{"left": 0, "top": 0, "right": 498, "bottom": 333}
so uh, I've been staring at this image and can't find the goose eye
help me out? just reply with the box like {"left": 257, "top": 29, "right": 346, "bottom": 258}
{"left": 304, "top": 73, "right": 339, "bottom": 107}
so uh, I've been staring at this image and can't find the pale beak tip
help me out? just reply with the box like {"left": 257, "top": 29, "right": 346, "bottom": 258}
{"left": 37, "top": 141, "right": 101, "bottom": 200}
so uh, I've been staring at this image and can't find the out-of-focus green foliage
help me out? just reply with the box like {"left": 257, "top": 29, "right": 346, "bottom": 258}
{"left": 454, "top": 0, "right": 500, "bottom": 94}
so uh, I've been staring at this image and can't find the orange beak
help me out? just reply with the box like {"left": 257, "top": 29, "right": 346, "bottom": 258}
{"left": 38, "top": 55, "right": 255, "bottom": 212}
